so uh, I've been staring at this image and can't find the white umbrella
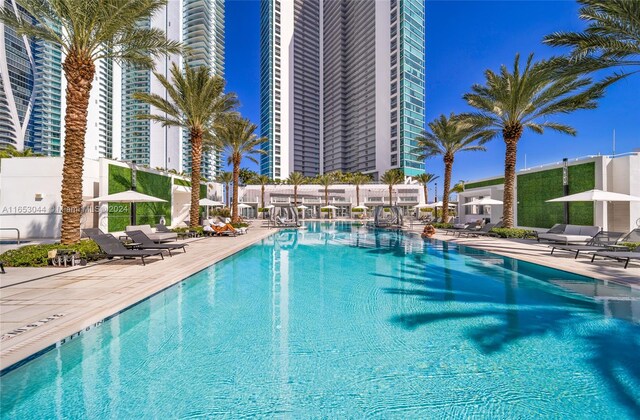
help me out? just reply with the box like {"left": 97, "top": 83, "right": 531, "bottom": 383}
{"left": 353, "top": 205, "right": 369, "bottom": 210}
{"left": 265, "top": 204, "right": 275, "bottom": 209}
{"left": 238, "top": 203, "right": 253, "bottom": 209}
{"left": 427, "top": 201, "right": 457, "bottom": 208}
{"left": 413, "top": 204, "right": 430, "bottom": 209}
{"left": 297, "top": 204, "right": 309, "bottom": 209}
{"left": 321, "top": 205, "right": 339, "bottom": 210}
{"left": 546, "top": 189, "right": 640, "bottom": 203}
{"left": 88, "top": 190, "right": 166, "bottom": 203}
{"left": 199, "top": 198, "right": 224, "bottom": 207}
{"left": 463, "top": 197, "right": 503, "bottom": 206}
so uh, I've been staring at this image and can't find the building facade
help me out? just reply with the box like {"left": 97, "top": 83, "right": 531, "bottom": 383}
{"left": 260, "top": 0, "right": 425, "bottom": 180}
{"left": 459, "top": 153, "right": 640, "bottom": 232}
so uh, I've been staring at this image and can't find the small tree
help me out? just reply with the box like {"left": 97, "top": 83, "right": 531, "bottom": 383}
{"left": 414, "top": 173, "right": 439, "bottom": 204}
{"left": 348, "top": 172, "right": 372, "bottom": 206}
{"left": 380, "top": 169, "right": 405, "bottom": 207}
{"left": 287, "top": 172, "right": 307, "bottom": 206}
{"left": 252, "top": 174, "right": 271, "bottom": 218}
{"left": 216, "top": 171, "right": 233, "bottom": 207}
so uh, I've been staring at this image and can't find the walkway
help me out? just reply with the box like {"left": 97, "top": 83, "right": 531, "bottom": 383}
{"left": 0, "top": 227, "right": 275, "bottom": 371}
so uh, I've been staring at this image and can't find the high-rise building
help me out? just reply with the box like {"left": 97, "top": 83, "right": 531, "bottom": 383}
{"left": 1, "top": 0, "right": 64, "bottom": 156}
{"left": 182, "top": 0, "right": 225, "bottom": 180}
{"left": 260, "top": 0, "right": 425, "bottom": 180}
{"left": 85, "top": 57, "right": 115, "bottom": 159}
{"left": 121, "top": 0, "right": 225, "bottom": 179}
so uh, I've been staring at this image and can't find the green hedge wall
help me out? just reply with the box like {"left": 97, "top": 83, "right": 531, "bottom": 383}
{"left": 173, "top": 177, "right": 206, "bottom": 198}
{"left": 517, "top": 162, "right": 595, "bottom": 228}
{"left": 466, "top": 177, "right": 504, "bottom": 190}
{"left": 107, "top": 165, "right": 172, "bottom": 231}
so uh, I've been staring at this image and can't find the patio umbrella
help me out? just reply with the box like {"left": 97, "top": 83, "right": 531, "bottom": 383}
{"left": 426, "top": 201, "right": 457, "bottom": 208}
{"left": 238, "top": 203, "right": 253, "bottom": 209}
{"left": 463, "top": 197, "right": 503, "bottom": 206}
{"left": 353, "top": 205, "right": 369, "bottom": 210}
{"left": 546, "top": 189, "right": 640, "bottom": 228}
{"left": 297, "top": 205, "right": 309, "bottom": 209}
{"left": 413, "top": 204, "right": 430, "bottom": 209}
{"left": 546, "top": 189, "right": 640, "bottom": 203}
{"left": 321, "top": 205, "right": 339, "bottom": 210}
{"left": 198, "top": 198, "right": 224, "bottom": 207}
{"left": 88, "top": 190, "right": 167, "bottom": 225}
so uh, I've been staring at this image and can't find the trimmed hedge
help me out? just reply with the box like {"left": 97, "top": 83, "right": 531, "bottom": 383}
{"left": 490, "top": 228, "right": 536, "bottom": 238}
{"left": 466, "top": 177, "right": 504, "bottom": 190}
{"left": 0, "top": 241, "right": 101, "bottom": 267}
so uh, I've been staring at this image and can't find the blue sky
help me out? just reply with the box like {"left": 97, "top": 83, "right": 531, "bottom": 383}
{"left": 225, "top": 0, "right": 639, "bottom": 188}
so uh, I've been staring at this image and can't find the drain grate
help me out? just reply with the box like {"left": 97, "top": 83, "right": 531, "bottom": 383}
{"left": 1, "top": 314, "right": 65, "bottom": 342}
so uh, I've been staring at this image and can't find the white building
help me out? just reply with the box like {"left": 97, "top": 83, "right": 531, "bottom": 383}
{"left": 0, "top": 157, "right": 222, "bottom": 240}
{"left": 458, "top": 152, "right": 640, "bottom": 232}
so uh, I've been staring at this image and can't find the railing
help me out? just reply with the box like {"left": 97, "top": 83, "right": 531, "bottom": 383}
{"left": 303, "top": 197, "right": 322, "bottom": 204}
{"left": 397, "top": 196, "right": 418, "bottom": 202}
{"left": 271, "top": 197, "right": 291, "bottom": 204}
{"left": 0, "top": 228, "right": 21, "bottom": 244}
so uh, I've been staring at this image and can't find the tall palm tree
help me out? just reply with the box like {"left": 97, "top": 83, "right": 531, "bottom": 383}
{"left": 416, "top": 114, "right": 488, "bottom": 223}
{"left": 215, "top": 117, "right": 266, "bottom": 223}
{"left": 380, "top": 169, "right": 405, "bottom": 207}
{"left": 252, "top": 174, "right": 271, "bottom": 217}
{"left": 543, "top": 0, "right": 640, "bottom": 78}
{"left": 287, "top": 172, "right": 307, "bottom": 206}
{"left": 316, "top": 174, "right": 334, "bottom": 206}
{"left": 0, "top": 0, "right": 181, "bottom": 244}
{"left": 348, "top": 172, "right": 371, "bottom": 206}
{"left": 462, "top": 53, "right": 607, "bottom": 227}
{"left": 414, "top": 173, "right": 439, "bottom": 204}
{"left": 216, "top": 171, "right": 233, "bottom": 207}
{"left": 134, "top": 62, "right": 236, "bottom": 228}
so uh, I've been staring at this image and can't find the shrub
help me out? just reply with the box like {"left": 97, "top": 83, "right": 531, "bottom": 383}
{"left": 231, "top": 222, "right": 249, "bottom": 229}
{"left": 0, "top": 240, "right": 101, "bottom": 267}
{"left": 620, "top": 242, "right": 640, "bottom": 250}
{"left": 320, "top": 208, "right": 331, "bottom": 213}
{"left": 212, "top": 208, "right": 231, "bottom": 218}
{"left": 490, "top": 227, "right": 536, "bottom": 238}
{"left": 431, "top": 223, "right": 453, "bottom": 229}
{"left": 351, "top": 208, "right": 363, "bottom": 213}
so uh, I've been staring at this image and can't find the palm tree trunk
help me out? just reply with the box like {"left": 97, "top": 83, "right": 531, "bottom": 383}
{"left": 388, "top": 185, "right": 393, "bottom": 206}
{"left": 294, "top": 185, "right": 298, "bottom": 206}
{"left": 189, "top": 128, "right": 203, "bottom": 229}
{"left": 442, "top": 155, "right": 453, "bottom": 223}
{"left": 356, "top": 185, "right": 360, "bottom": 206}
{"left": 325, "top": 187, "right": 328, "bottom": 206}
{"left": 225, "top": 182, "right": 230, "bottom": 207}
{"left": 502, "top": 136, "right": 520, "bottom": 228}
{"left": 423, "top": 185, "right": 428, "bottom": 204}
{"left": 261, "top": 185, "right": 265, "bottom": 219}
{"left": 60, "top": 51, "right": 95, "bottom": 244}
{"left": 232, "top": 156, "right": 240, "bottom": 223}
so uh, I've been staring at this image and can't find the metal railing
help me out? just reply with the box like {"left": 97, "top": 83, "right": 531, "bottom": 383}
{"left": 0, "top": 228, "right": 21, "bottom": 244}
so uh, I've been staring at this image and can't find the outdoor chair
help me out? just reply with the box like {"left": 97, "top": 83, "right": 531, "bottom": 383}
{"left": 590, "top": 245, "right": 640, "bottom": 269}
{"left": 537, "top": 224, "right": 600, "bottom": 245}
{"left": 126, "top": 224, "right": 177, "bottom": 243}
{"left": 458, "top": 223, "right": 497, "bottom": 238}
{"left": 549, "top": 230, "right": 626, "bottom": 259}
{"left": 125, "top": 230, "right": 187, "bottom": 256}
{"left": 81, "top": 228, "right": 106, "bottom": 239}
{"left": 92, "top": 234, "right": 165, "bottom": 266}
{"left": 451, "top": 221, "right": 484, "bottom": 237}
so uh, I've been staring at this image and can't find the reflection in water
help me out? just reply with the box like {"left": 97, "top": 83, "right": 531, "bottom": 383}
{"left": 271, "top": 240, "right": 291, "bottom": 409}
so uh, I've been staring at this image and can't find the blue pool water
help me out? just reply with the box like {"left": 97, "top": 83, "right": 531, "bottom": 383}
{"left": 1, "top": 222, "right": 639, "bottom": 418}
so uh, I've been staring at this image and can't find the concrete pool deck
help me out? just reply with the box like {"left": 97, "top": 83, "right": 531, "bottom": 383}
{"left": 0, "top": 227, "right": 276, "bottom": 371}
{"left": 1, "top": 222, "right": 638, "bottom": 372}
{"left": 406, "top": 226, "right": 640, "bottom": 287}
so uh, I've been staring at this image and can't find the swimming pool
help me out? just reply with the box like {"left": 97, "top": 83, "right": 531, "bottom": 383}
{"left": 2, "top": 222, "right": 639, "bottom": 418}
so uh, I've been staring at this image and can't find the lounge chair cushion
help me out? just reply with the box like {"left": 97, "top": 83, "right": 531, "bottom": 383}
{"left": 126, "top": 224, "right": 177, "bottom": 242}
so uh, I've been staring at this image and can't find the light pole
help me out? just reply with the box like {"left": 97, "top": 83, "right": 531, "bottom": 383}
{"left": 562, "top": 158, "right": 569, "bottom": 224}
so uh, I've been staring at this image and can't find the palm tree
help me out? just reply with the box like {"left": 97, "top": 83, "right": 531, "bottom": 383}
{"left": 287, "top": 172, "right": 307, "bottom": 206}
{"left": 252, "top": 174, "right": 271, "bottom": 217}
{"left": 134, "top": 62, "right": 236, "bottom": 228}
{"left": 380, "top": 169, "right": 405, "bottom": 207}
{"left": 0, "top": 145, "right": 40, "bottom": 158}
{"left": 416, "top": 114, "right": 488, "bottom": 223}
{"left": 0, "top": 0, "right": 181, "bottom": 244}
{"left": 216, "top": 171, "right": 233, "bottom": 207}
{"left": 215, "top": 117, "right": 266, "bottom": 223}
{"left": 348, "top": 172, "right": 371, "bottom": 206}
{"left": 414, "top": 173, "right": 439, "bottom": 204}
{"left": 543, "top": 0, "right": 640, "bottom": 78}
{"left": 462, "top": 53, "right": 607, "bottom": 227}
{"left": 316, "top": 174, "right": 334, "bottom": 206}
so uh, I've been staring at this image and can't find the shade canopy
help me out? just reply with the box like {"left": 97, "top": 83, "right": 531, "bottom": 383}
{"left": 297, "top": 205, "right": 309, "bottom": 209}
{"left": 88, "top": 190, "right": 167, "bottom": 203}
{"left": 237, "top": 203, "right": 253, "bottom": 209}
{"left": 199, "top": 198, "right": 224, "bottom": 207}
{"left": 546, "top": 189, "right": 640, "bottom": 203}
{"left": 265, "top": 204, "right": 275, "bottom": 209}
{"left": 353, "top": 205, "right": 369, "bottom": 210}
{"left": 464, "top": 197, "right": 503, "bottom": 206}
{"left": 413, "top": 204, "right": 430, "bottom": 209}
{"left": 321, "top": 205, "right": 339, "bottom": 210}
{"left": 427, "top": 201, "right": 457, "bottom": 208}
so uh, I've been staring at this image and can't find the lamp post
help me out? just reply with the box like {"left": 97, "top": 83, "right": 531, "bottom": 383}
{"left": 562, "top": 158, "right": 569, "bottom": 224}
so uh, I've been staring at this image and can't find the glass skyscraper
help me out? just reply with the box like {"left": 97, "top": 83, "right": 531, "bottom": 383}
{"left": 260, "top": 0, "right": 425, "bottom": 180}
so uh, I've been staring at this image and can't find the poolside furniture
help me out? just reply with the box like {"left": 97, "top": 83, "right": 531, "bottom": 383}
{"left": 590, "top": 245, "right": 640, "bottom": 269}
{"left": 549, "top": 230, "right": 626, "bottom": 259}
{"left": 81, "top": 228, "right": 106, "bottom": 239}
{"left": 275, "top": 216, "right": 300, "bottom": 228}
{"left": 459, "top": 223, "right": 497, "bottom": 238}
{"left": 126, "top": 224, "right": 177, "bottom": 243}
{"left": 442, "top": 220, "right": 480, "bottom": 236}
{"left": 448, "top": 221, "right": 483, "bottom": 237}
{"left": 536, "top": 224, "right": 601, "bottom": 245}
{"left": 92, "top": 234, "right": 165, "bottom": 266}
{"left": 125, "top": 230, "right": 187, "bottom": 256}
{"left": 0, "top": 261, "right": 5, "bottom": 274}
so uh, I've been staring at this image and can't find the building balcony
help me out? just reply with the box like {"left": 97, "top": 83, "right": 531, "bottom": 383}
{"left": 302, "top": 197, "right": 322, "bottom": 204}
{"left": 270, "top": 197, "right": 290, "bottom": 204}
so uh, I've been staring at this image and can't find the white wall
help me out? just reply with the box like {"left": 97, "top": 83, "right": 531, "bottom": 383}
{"left": 0, "top": 157, "right": 99, "bottom": 239}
